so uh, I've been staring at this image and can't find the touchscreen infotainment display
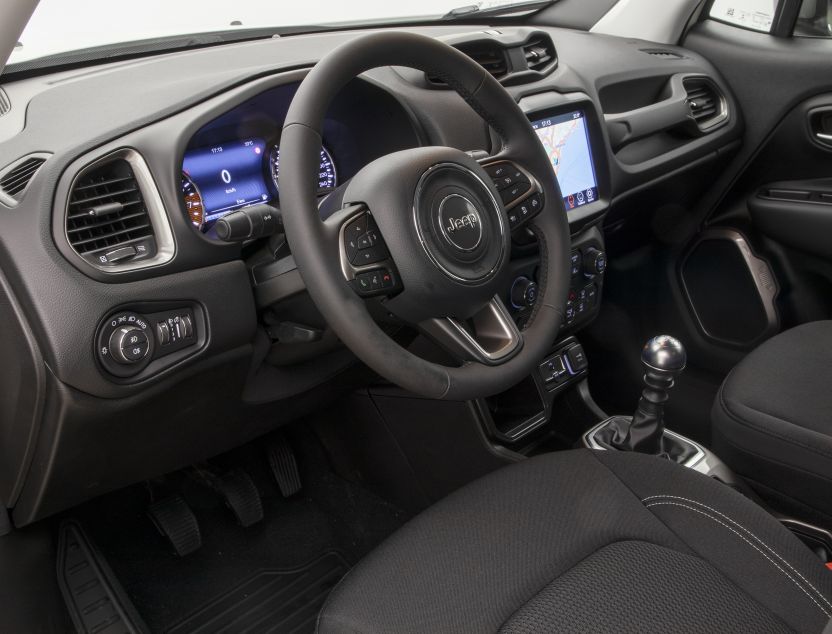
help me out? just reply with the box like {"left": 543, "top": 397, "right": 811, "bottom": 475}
{"left": 531, "top": 110, "right": 598, "bottom": 211}
{"left": 182, "top": 138, "right": 271, "bottom": 224}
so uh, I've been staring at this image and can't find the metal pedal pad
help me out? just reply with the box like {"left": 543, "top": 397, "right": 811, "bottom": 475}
{"left": 267, "top": 436, "right": 302, "bottom": 497}
{"left": 148, "top": 495, "right": 201, "bottom": 557}
{"left": 215, "top": 470, "right": 264, "bottom": 528}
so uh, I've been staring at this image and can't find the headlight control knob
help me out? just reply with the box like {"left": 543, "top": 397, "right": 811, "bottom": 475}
{"left": 108, "top": 325, "right": 149, "bottom": 364}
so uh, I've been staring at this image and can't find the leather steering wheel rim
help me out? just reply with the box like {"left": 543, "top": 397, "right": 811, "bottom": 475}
{"left": 280, "top": 31, "right": 570, "bottom": 400}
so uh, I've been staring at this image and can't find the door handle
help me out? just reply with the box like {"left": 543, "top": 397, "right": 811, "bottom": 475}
{"left": 808, "top": 107, "right": 832, "bottom": 149}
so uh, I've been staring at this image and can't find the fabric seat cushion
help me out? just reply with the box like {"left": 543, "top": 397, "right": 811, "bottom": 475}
{"left": 712, "top": 320, "right": 832, "bottom": 523}
{"left": 317, "top": 450, "right": 832, "bottom": 633}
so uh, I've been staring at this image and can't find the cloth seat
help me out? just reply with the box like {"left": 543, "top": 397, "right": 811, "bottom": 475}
{"left": 317, "top": 449, "right": 832, "bottom": 633}
{"left": 712, "top": 320, "right": 832, "bottom": 524}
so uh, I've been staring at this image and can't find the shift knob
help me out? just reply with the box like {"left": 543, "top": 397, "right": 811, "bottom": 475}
{"left": 641, "top": 335, "right": 686, "bottom": 375}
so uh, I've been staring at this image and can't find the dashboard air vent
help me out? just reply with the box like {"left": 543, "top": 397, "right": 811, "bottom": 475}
{"left": 522, "top": 35, "right": 557, "bottom": 72}
{"left": 0, "top": 155, "right": 47, "bottom": 202}
{"left": 0, "top": 88, "right": 10, "bottom": 116}
{"left": 426, "top": 42, "right": 508, "bottom": 85}
{"left": 66, "top": 157, "right": 157, "bottom": 265}
{"left": 684, "top": 77, "right": 727, "bottom": 131}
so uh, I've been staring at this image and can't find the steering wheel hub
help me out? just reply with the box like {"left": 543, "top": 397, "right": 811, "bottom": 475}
{"left": 413, "top": 162, "right": 506, "bottom": 285}
{"left": 438, "top": 194, "right": 483, "bottom": 251}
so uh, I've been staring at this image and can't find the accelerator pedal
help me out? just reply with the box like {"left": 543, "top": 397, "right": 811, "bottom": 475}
{"left": 148, "top": 495, "right": 201, "bottom": 557}
{"left": 267, "top": 436, "right": 302, "bottom": 497}
{"left": 57, "top": 520, "right": 148, "bottom": 634}
{"left": 215, "top": 469, "right": 264, "bottom": 527}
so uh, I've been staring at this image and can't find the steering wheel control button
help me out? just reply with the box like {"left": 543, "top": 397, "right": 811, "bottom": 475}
{"left": 343, "top": 213, "right": 391, "bottom": 266}
{"left": 351, "top": 244, "right": 388, "bottom": 266}
{"left": 484, "top": 163, "right": 510, "bottom": 179}
{"left": 352, "top": 268, "right": 399, "bottom": 297}
{"left": 343, "top": 214, "right": 370, "bottom": 261}
{"left": 438, "top": 194, "right": 483, "bottom": 252}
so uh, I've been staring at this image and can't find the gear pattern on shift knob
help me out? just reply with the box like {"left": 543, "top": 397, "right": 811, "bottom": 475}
{"left": 641, "top": 335, "right": 687, "bottom": 373}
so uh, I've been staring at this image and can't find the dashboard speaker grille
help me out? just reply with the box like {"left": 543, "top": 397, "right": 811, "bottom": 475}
{"left": 641, "top": 49, "right": 684, "bottom": 60}
{"left": 522, "top": 35, "right": 557, "bottom": 72}
{"left": 0, "top": 88, "right": 10, "bottom": 116}
{"left": 0, "top": 156, "right": 46, "bottom": 200}
{"left": 66, "top": 158, "right": 156, "bottom": 260}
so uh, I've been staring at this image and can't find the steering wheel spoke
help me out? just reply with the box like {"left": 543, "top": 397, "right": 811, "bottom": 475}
{"left": 478, "top": 156, "right": 546, "bottom": 231}
{"left": 332, "top": 204, "right": 403, "bottom": 299}
{"left": 420, "top": 296, "right": 522, "bottom": 366}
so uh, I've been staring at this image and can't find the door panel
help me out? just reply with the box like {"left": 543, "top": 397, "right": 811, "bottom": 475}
{"left": 676, "top": 20, "right": 832, "bottom": 351}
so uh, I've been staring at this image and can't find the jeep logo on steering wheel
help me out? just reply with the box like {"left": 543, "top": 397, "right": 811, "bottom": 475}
{"left": 438, "top": 194, "right": 483, "bottom": 252}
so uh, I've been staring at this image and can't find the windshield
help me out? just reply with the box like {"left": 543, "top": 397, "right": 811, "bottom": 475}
{"left": 9, "top": 0, "right": 550, "bottom": 67}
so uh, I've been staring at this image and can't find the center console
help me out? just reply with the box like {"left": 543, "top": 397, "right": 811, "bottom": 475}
{"left": 477, "top": 93, "right": 611, "bottom": 446}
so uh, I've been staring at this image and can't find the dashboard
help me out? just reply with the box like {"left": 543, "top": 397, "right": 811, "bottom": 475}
{"left": 0, "top": 23, "right": 742, "bottom": 526}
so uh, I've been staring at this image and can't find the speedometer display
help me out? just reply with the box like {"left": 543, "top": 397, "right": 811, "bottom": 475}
{"left": 270, "top": 145, "right": 337, "bottom": 193}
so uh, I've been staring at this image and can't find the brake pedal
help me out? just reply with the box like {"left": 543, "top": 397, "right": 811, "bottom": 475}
{"left": 215, "top": 470, "right": 264, "bottom": 527}
{"left": 148, "top": 495, "right": 201, "bottom": 557}
{"left": 267, "top": 436, "right": 302, "bottom": 497}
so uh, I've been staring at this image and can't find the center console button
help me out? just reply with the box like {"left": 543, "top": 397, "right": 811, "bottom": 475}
{"left": 539, "top": 355, "right": 568, "bottom": 383}
{"left": 586, "top": 284, "right": 598, "bottom": 307}
{"left": 570, "top": 251, "right": 581, "bottom": 277}
{"left": 565, "top": 344, "right": 588, "bottom": 374}
{"left": 583, "top": 247, "right": 607, "bottom": 276}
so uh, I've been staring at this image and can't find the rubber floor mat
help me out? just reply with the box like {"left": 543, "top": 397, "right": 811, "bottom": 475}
{"left": 166, "top": 551, "right": 348, "bottom": 634}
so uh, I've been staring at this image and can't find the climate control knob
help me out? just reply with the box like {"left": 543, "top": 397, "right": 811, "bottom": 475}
{"left": 108, "top": 325, "right": 149, "bottom": 364}
{"left": 583, "top": 248, "right": 607, "bottom": 276}
{"left": 510, "top": 277, "right": 538, "bottom": 310}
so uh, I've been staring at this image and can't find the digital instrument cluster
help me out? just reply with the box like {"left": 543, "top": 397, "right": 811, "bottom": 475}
{"left": 181, "top": 137, "right": 337, "bottom": 232}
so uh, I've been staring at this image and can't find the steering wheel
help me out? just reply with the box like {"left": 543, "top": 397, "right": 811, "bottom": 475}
{"left": 279, "top": 32, "right": 570, "bottom": 400}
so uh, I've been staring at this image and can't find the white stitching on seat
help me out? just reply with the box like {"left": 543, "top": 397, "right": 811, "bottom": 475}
{"left": 644, "top": 501, "right": 831, "bottom": 619}
{"left": 642, "top": 494, "right": 832, "bottom": 613}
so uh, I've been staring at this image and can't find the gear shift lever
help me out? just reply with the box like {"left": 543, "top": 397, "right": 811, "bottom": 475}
{"left": 611, "top": 335, "right": 687, "bottom": 454}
